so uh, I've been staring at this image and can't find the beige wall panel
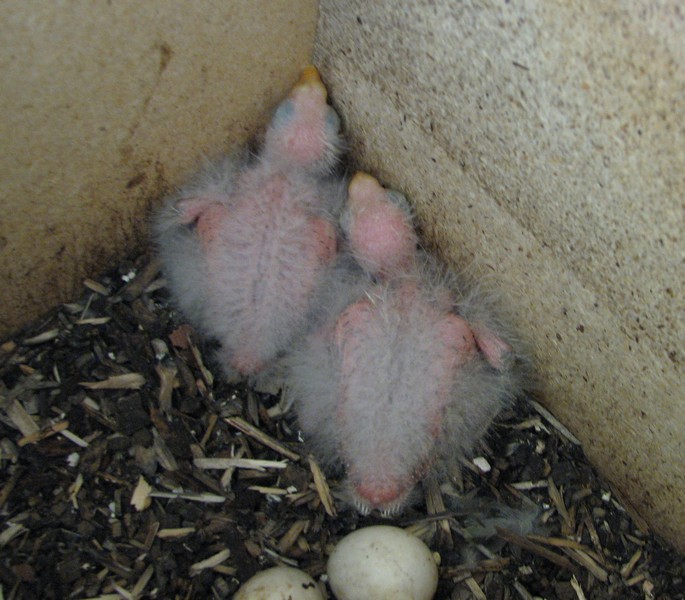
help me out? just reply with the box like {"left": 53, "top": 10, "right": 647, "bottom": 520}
{"left": 1, "top": 0, "right": 318, "bottom": 337}
{"left": 314, "top": 1, "right": 684, "bottom": 551}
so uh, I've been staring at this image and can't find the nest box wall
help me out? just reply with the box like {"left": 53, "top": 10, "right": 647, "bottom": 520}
{"left": 0, "top": 0, "right": 318, "bottom": 338}
{"left": 2, "top": 0, "right": 683, "bottom": 556}
{"left": 313, "top": 1, "right": 684, "bottom": 552}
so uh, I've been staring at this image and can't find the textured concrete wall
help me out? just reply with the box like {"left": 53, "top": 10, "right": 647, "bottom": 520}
{"left": 313, "top": 1, "right": 685, "bottom": 551}
{"left": 0, "top": 0, "right": 318, "bottom": 338}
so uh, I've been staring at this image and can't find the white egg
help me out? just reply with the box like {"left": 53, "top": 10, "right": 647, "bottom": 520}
{"left": 327, "top": 525, "right": 439, "bottom": 600}
{"left": 233, "top": 566, "right": 324, "bottom": 600}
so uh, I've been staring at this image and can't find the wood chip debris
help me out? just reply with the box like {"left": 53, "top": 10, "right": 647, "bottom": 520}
{"left": 149, "top": 491, "right": 226, "bottom": 503}
{"left": 80, "top": 373, "right": 146, "bottom": 390}
{"left": 22, "top": 329, "right": 60, "bottom": 345}
{"left": 6, "top": 400, "right": 39, "bottom": 436}
{"left": 157, "top": 527, "right": 196, "bottom": 539}
{"left": 278, "top": 519, "right": 308, "bottom": 554}
{"left": 155, "top": 363, "right": 177, "bottom": 413}
{"left": 0, "top": 522, "right": 26, "bottom": 547}
{"left": 248, "top": 485, "right": 290, "bottom": 496}
{"left": 547, "top": 476, "right": 574, "bottom": 534}
{"left": 189, "top": 549, "right": 231, "bottom": 576}
{"left": 83, "top": 278, "right": 110, "bottom": 295}
{"left": 464, "top": 576, "right": 488, "bottom": 600}
{"left": 308, "top": 454, "right": 337, "bottom": 518}
{"left": 529, "top": 398, "right": 581, "bottom": 444}
{"left": 59, "top": 427, "right": 90, "bottom": 448}
{"left": 570, "top": 575, "right": 587, "bottom": 600}
{"left": 495, "top": 527, "right": 579, "bottom": 573}
{"left": 562, "top": 546, "right": 609, "bottom": 582}
{"left": 17, "top": 419, "right": 69, "bottom": 447}
{"left": 1, "top": 255, "right": 678, "bottom": 599}
{"left": 68, "top": 472, "right": 84, "bottom": 509}
{"left": 120, "top": 258, "right": 161, "bottom": 301}
{"left": 194, "top": 457, "right": 288, "bottom": 471}
{"left": 226, "top": 416, "right": 300, "bottom": 461}
{"left": 422, "top": 474, "right": 453, "bottom": 548}
{"left": 75, "top": 317, "right": 112, "bottom": 326}
{"left": 131, "top": 564, "right": 155, "bottom": 598}
{"left": 621, "top": 548, "right": 643, "bottom": 579}
{"left": 130, "top": 476, "right": 152, "bottom": 511}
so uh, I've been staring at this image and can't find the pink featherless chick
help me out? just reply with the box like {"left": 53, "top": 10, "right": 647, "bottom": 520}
{"left": 154, "top": 66, "right": 345, "bottom": 379}
{"left": 287, "top": 173, "right": 527, "bottom": 516}
{"left": 340, "top": 172, "right": 418, "bottom": 278}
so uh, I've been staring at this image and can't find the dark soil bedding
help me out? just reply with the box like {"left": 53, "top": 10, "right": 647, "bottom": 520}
{"left": 1, "top": 254, "right": 683, "bottom": 599}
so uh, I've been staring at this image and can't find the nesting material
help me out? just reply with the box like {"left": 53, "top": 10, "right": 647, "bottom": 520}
{"left": 0, "top": 256, "right": 682, "bottom": 597}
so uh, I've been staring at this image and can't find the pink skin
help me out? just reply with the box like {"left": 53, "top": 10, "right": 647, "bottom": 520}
{"left": 471, "top": 327, "right": 512, "bottom": 370}
{"left": 333, "top": 283, "right": 479, "bottom": 514}
{"left": 162, "top": 66, "right": 341, "bottom": 376}
{"left": 177, "top": 175, "right": 337, "bottom": 375}
{"left": 176, "top": 198, "right": 228, "bottom": 250}
{"left": 263, "top": 65, "right": 339, "bottom": 171}
{"left": 432, "top": 285, "right": 513, "bottom": 370}
{"left": 342, "top": 172, "right": 510, "bottom": 370}
{"left": 345, "top": 173, "right": 417, "bottom": 277}
{"left": 220, "top": 188, "right": 336, "bottom": 374}
{"left": 283, "top": 159, "right": 517, "bottom": 515}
